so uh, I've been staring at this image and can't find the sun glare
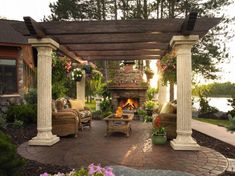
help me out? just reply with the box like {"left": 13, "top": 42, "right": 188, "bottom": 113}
{"left": 149, "top": 60, "right": 158, "bottom": 88}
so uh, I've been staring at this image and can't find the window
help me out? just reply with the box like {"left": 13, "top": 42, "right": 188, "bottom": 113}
{"left": 0, "top": 59, "right": 17, "bottom": 94}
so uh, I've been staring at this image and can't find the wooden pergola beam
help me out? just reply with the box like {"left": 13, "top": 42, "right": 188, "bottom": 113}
{"left": 83, "top": 55, "right": 160, "bottom": 60}
{"left": 181, "top": 12, "right": 198, "bottom": 35}
{"left": 23, "top": 17, "right": 84, "bottom": 63}
{"left": 75, "top": 50, "right": 162, "bottom": 56}
{"left": 23, "top": 17, "right": 46, "bottom": 38}
{"left": 66, "top": 42, "right": 169, "bottom": 51}
{"left": 58, "top": 33, "right": 174, "bottom": 44}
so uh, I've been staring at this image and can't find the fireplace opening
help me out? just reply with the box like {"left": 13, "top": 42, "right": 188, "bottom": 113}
{"left": 118, "top": 98, "right": 139, "bottom": 110}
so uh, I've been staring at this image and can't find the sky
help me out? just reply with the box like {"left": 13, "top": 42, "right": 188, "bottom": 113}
{"left": 0, "top": 0, "right": 235, "bottom": 83}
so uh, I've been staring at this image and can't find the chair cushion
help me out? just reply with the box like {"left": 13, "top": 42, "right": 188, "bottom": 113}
{"left": 79, "top": 110, "right": 92, "bottom": 118}
{"left": 69, "top": 99, "right": 84, "bottom": 110}
{"left": 160, "top": 102, "right": 176, "bottom": 114}
{"left": 55, "top": 99, "right": 64, "bottom": 111}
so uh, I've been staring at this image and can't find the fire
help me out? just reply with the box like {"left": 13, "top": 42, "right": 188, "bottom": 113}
{"left": 115, "top": 106, "right": 123, "bottom": 118}
{"left": 122, "top": 98, "right": 138, "bottom": 110}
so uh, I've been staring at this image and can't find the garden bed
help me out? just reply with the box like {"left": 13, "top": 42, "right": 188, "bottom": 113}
{"left": 2, "top": 125, "right": 235, "bottom": 176}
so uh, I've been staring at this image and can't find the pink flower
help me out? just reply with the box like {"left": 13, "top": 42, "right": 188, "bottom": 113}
{"left": 40, "top": 173, "right": 48, "bottom": 176}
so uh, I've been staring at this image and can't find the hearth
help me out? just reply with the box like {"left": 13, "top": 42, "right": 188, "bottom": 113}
{"left": 108, "top": 61, "right": 147, "bottom": 111}
{"left": 118, "top": 98, "right": 139, "bottom": 110}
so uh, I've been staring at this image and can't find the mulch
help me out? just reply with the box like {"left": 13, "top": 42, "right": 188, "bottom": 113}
{"left": 1, "top": 124, "right": 235, "bottom": 176}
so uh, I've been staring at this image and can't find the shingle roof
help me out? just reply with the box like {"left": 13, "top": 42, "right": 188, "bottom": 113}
{"left": 0, "top": 19, "right": 28, "bottom": 44}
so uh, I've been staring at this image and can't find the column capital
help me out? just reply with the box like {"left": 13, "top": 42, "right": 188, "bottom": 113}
{"left": 170, "top": 35, "right": 199, "bottom": 48}
{"left": 28, "top": 38, "right": 59, "bottom": 50}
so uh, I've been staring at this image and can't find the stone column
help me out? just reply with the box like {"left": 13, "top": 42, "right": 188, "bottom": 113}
{"left": 158, "top": 73, "right": 168, "bottom": 105}
{"left": 76, "top": 71, "right": 86, "bottom": 106}
{"left": 28, "top": 38, "right": 60, "bottom": 146}
{"left": 170, "top": 35, "right": 200, "bottom": 150}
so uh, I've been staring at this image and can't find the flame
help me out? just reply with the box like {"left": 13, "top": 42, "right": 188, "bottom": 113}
{"left": 121, "top": 98, "right": 138, "bottom": 110}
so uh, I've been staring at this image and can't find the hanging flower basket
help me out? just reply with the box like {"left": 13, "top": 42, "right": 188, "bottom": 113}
{"left": 144, "top": 67, "right": 154, "bottom": 79}
{"left": 71, "top": 68, "right": 83, "bottom": 82}
{"left": 83, "top": 64, "right": 93, "bottom": 74}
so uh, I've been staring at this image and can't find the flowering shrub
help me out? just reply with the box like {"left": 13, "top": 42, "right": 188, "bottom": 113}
{"left": 152, "top": 116, "right": 166, "bottom": 135}
{"left": 40, "top": 164, "right": 115, "bottom": 176}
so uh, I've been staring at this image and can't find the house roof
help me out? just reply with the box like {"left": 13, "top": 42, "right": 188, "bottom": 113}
{"left": 0, "top": 19, "right": 28, "bottom": 45}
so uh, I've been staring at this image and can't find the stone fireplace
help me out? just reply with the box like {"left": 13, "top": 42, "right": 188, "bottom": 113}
{"left": 108, "top": 61, "right": 147, "bottom": 112}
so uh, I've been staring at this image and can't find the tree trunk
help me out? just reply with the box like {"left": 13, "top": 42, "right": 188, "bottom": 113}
{"left": 157, "top": 0, "right": 160, "bottom": 19}
{"left": 114, "top": 0, "right": 117, "bottom": 20}
{"left": 97, "top": 0, "right": 102, "bottom": 20}
{"left": 169, "top": 81, "right": 174, "bottom": 101}
{"left": 143, "top": 0, "right": 148, "bottom": 19}
{"left": 102, "top": 0, "right": 106, "bottom": 20}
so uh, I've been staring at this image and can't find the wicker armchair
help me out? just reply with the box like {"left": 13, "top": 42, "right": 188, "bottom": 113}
{"left": 52, "top": 100, "right": 80, "bottom": 137}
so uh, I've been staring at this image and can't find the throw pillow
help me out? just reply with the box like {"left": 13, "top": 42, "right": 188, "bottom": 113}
{"left": 69, "top": 99, "right": 84, "bottom": 110}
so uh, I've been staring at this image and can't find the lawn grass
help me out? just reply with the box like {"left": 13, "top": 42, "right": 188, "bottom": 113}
{"left": 193, "top": 117, "right": 230, "bottom": 128}
{"left": 85, "top": 100, "right": 96, "bottom": 111}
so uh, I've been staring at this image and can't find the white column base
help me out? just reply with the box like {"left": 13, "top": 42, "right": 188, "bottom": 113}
{"left": 170, "top": 131, "right": 200, "bottom": 150}
{"left": 28, "top": 131, "right": 59, "bottom": 146}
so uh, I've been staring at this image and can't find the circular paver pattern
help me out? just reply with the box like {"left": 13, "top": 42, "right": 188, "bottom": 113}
{"left": 18, "top": 120, "right": 228, "bottom": 176}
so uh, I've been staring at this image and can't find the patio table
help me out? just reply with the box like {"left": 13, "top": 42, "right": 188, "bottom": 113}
{"left": 103, "top": 114, "right": 134, "bottom": 137}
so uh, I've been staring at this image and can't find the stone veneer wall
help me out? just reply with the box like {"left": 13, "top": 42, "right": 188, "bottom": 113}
{"left": 109, "top": 64, "right": 147, "bottom": 109}
{"left": 0, "top": 49, "right": 24, "bottom": 114}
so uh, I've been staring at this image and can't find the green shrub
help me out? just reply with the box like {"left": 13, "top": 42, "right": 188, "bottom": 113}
{"left": 147, "top": 88, "right": 158, "bottom": 100}
{"left": 100, "top": 99, "right": 112, "bottom": 112}
{"left": 144, "top": 115, "right": 152, "bottom": 122}
{"left": 6, "top": 104, "right": 37, "bottom": 124}
{"left": 0, "top": 114, "right": 7, "bottom": 128}
{"left": 137, "top": 109, "right": 147, "bottom": 116}
{"left": 144, "top": 100, "right": 157, "bottom": 110}
{"left": 0, "top": 131, "right": 25, "bottom": 175}
{"left": 228, "top": 97, "right": 235, "bottom": 117}
{"left": 199, "top": 94, "right": 218, "bottom": 113}
{"left": 101, "top": 111, "right": 112, "bottom": 118}
{"left": 92, "top": 110, "right": 102, "bottom": 120}
{"left": 24, "top": 88, "right": 37, "bottom": 105}
{"left": 227, "top": 114, "right": 235, "bottom": 133}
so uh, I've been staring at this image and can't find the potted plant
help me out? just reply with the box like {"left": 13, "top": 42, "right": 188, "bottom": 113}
{"left": 144, "top": 67, "right": 154, "bottom": 79}
{"left": 144, "top": 100, "right": 156, "bottom": 116}
{"left": 152, "top": 116, "right": 167, "bottom": 145}
{"left": 71, "top": 68, "right": 83, "bottom": 82}
{"left": 137, "top": 109, "right": 147, "bottom": 121}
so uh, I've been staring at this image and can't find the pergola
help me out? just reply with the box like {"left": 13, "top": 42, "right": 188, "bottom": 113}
{"left": 12, "top": 13, "right": 220, "bottom": 150}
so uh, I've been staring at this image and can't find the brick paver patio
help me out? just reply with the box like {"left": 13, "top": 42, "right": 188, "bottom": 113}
{"left": 18, "top": 120, "right": 228, "bottom": 176}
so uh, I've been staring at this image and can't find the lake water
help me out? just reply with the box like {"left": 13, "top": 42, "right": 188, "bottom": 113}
{"left": 193, "top": 97, "right": 233, "bottom": 112}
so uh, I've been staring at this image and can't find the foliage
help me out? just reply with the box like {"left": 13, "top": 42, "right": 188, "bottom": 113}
{"left": 160, "top": 53, "right": 176, "bottom": 85}
{"left": 86, "top": 69, "right": 104, "bottom": 101}
{"left": 144, "top": 100, "right": 157, "bottom": 110}
{"left": 0, "top": 131, "right": 25, "bottom": 176}
{"left": 147, "top": 88, "right": 158, "bottom": 100}
{"left": 6, "top": 104, "right": 37, "bottom": 124}
{"left": 228, "top": 96, "right": 235, "bottom": 117}
{"left": 40, "top": 163, "right": 115, "bottom": 176}
{"left": 24, "top": 88, "right": 37, "bottom": 105}
{"left": 100, "top": 99, "right": 112, "bottom": 113}
{"left": 52, "top": 82, "right": 68, "bottom": 100}
{"left": 0, "top": 114, "right": 7, "bottom": 128}
{"left": 152, "top": 116, "right": 165, "bottom": 135}
{"left": 98, "top": 83, "right": 111, "bottom": 100}
{"left": 85, "top": 100, "right": 96, "bottom": 111}
{"left": 92, "top": 110, "right": 102, "bottom": 120}
{"left": 192, "top": 82, "right": 235, "bottom": 97}
{"left": 137, "top": 109, "right": 147, "bottom": 117}
{"left": 198, "top": 93, "right": 218, "bottom": 114}
{"left": 227, "top": 114, "right": 235, "bottom": 133}
{"left": 144, "top": 67, "right": 154, "bottom": 75}
{"left": 144, "top": 115, "right": 152, "bottom": 123}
